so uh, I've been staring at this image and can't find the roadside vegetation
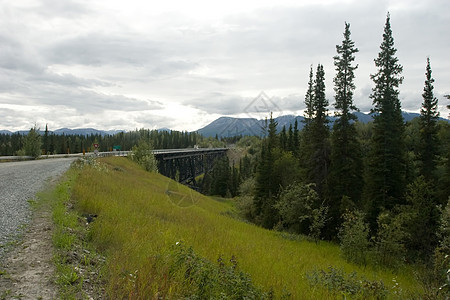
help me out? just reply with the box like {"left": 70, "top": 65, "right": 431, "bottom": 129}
{"left": 50, "top": 156, "right": 426, "bottom": 299}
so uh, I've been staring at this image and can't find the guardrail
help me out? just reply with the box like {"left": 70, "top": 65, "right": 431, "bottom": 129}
{"left": 0, "top": 148, "right": 227, "bottom": 161}
{"left": 0, "top": 151, "right": 130, "bottom": 161}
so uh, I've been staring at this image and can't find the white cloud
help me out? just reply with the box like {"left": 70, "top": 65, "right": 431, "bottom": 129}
{"left": 0, "top": 0, "right": 448, "bottom": 132}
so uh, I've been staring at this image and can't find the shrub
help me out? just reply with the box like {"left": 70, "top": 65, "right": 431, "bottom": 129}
{"left": 130, "top": 138, "right": 158, "bottom": 172}
{"left": 306, "top": 266, "right": 388, "bottom": 299}
{"left": 374, "top": 211, "right": 407, "bottom": 268}
{"left": 276, "top": 182, "right": 328, "bottom": 240}
{"left": 169, "top": 242, "right": 268, "bottom": 299}
{"left": 338, "top": 210, "right": 370, "bottom": 265}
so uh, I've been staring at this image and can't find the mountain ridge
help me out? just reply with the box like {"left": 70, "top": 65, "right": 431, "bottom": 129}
{"left": 196, "top": 111, "right": 449, "bottom": 138}
{"left": 1, "top": 111, "right": 448, "bottom": 137}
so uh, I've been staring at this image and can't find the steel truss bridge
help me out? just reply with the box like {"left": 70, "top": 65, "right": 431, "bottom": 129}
{"left": 152, "top": 148, "right": 228, "bottom": 185}
{"left": 0, "top": 148, "right": 228, "bottom": 186}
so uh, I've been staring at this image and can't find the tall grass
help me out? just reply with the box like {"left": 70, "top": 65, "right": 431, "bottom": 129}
{"left": 73, "top": 157, "right": 423, "bottom": 299}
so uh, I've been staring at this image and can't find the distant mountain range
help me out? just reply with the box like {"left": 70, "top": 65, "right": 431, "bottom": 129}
{"left": 0, "top": 128, "right": 124, "bottom": 136}
{"left": 196, "top": 111, "right": 449, "bottom": 138}
{"left": 1, "top": 111, "right": 447, "bottom": 138}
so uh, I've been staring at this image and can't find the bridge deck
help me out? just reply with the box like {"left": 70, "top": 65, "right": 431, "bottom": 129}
{"left": 0, "top": 148, "right": 228, "bottom": 161}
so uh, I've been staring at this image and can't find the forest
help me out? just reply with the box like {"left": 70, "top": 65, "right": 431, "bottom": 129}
{"left": 0, "top": 127, "right": 224, "bottom": 157}
{"left": 200, "top": 15, "right": 450, "bottom": 295}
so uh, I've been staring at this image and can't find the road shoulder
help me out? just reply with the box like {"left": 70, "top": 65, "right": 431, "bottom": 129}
{"left": 0, "top": 194, "right": 57, "bottom": 299}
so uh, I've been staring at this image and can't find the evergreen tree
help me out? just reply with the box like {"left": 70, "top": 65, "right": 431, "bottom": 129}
{"left": 300, "top": 65, "right": 315, "bottom": 177}
{"left": 328, "top": 23, "right": 363, "bottom": 238}
{"left": 254, "top": 113, "right": 280, "bottom": 228}
{"left": 280, "top": 125, "right": 287, "bottom": 151}
{"left": 43, "top": 124, "right": 49, "bottom": 155}
{"left": 210, "top": 156, "right": 231, "bottom": 197}
{"left": 303, "top": 65, "right": 315, "bottom": 128}
{"left": 308, "top": 64, "right": 330, "bottom": 199}
{"left": 418, "top": 57, "right": 439, "bottom": 180}
{"left": 287, "top": 123, "right": 294, "bottom": 152}
{"left": 267, "top": 112, "right": 278, "bottom": 150}
{"left": 365, "top": 13, "right": 406, "bottom": 231}
{"left": 23, "top": 125, "right": 42, "bottom": 158}
{"left": 403, "top": 176, "right": 441, "bottom": 261}
{"left": 293, "top": 119, "right": 300, "bottom": 156}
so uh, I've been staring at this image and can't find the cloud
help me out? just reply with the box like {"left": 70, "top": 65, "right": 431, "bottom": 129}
{"left": 46, "top": 34, "right": 162, "bottom": 67}
{"left": 0, "top": 0, "right": 449, "bottom": 132}
{"left": 33, "top": 0, "right": 92, "bottom": 19}
{"left": 184, "top": 92, "right": 247, "bottom": 115}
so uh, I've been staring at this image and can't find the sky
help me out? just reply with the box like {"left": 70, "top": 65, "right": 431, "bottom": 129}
{"left": 0, "top": 0, "right": 449, "bottom": 132}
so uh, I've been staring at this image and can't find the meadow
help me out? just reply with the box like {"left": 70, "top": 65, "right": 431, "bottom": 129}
{"left": 62, "top": 156, "right": 423, "bottom": 299}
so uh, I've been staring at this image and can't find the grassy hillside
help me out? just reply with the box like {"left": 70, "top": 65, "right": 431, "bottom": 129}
{"left": 69, "top": 157, "right": 423, "bottom": 299}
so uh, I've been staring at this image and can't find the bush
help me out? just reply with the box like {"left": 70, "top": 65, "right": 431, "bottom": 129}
{"left": 374, "top": 211, "right": 407, "bottom": 268}
{"left": 338, "top": 210, "right": 370, "bottom": 265}
{"left": 130, "top": 138, "right": 158, "bottom": 172}
{"left": 276, "top": 183, "right": 327, "bottom": 240}
{"left": 236, "top": 178, "right": 257, "bottom": 221}
{"left": 306, "top": 266, "right": 388, "bottom": 299}
{"left": 169, "top": 242, "right": 268, "bottom": 299}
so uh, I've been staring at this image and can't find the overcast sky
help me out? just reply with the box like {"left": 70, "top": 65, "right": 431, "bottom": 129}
{"left": 1, "top": 0, "right": 449, "bottom": 132}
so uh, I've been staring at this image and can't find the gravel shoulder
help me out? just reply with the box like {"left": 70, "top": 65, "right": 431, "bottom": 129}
{"left": 0, "top": 158, "right": 76, "bottom": 299}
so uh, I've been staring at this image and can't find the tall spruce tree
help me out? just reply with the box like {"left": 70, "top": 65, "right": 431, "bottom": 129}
{"left": 254, "top": 113, "right": 280, "bottom": 228}
{"left": 418, "top": 57, "right": 439, "bottom": 180}
{"left": 365, "top": 13, "right": 406, "bottom": 232}
{"left": 303, "top": 65, "right": 315, "bottom": 127}
{"left": 43, "top": 124, "right": 49, "bottom": 155}
{"left": 300, "top": 65, "right": 315, "bottom": 171}
{"left": 328, "top": 23, "right": 363, "bottom": 238}
{"left": 308, "top": 64, "right": 330, "bottom": 199}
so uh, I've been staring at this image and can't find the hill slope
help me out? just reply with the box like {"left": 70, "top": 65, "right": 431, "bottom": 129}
{"left": 70, "top": 157, "right": 422, "bottom": 298}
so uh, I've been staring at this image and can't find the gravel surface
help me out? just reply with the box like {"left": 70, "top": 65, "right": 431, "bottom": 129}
{"left": 0, "top": 158, "right": 76, "bottom": 259}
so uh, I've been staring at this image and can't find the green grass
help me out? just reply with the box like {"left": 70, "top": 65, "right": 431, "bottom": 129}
{"left": 69, "top": 157, "right": 423, "bottom": 299}
{"left": 38, "top": 166, "right": 107, "bottom": 299}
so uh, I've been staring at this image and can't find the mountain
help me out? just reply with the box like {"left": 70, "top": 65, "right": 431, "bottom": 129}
{"left": 1, "top": 128, "right": 124, "bottom": 136}
{"left": 53, "top": 128, "right": 123, "bottom": 136}
{"left": 197, "top": 117, "right": 264, "bottom": 138}
{"left": 197, "top": 111, "right": 447, "bottom": 138}
{"left": 157, "top": 127, "right": 172, "bottom": 132}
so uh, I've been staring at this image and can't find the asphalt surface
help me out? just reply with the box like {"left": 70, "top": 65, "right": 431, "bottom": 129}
{"left": 0, "top": 158, "right": 76, "bottom": 259}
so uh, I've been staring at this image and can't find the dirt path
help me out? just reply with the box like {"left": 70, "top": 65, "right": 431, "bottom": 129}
{"left": 0, "top": 200, "right": 57, "bottom": 299}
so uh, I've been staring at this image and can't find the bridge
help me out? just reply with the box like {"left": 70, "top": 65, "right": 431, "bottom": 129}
{"left": 152, "top": 148, "right": 228, "bottom": 186}
{"left": 0, "top": 148, "right": 228, "bottom": 187}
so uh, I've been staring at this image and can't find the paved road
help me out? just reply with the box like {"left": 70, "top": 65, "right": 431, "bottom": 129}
{"left": 0, "top": 158, "right": 76, "bottom": 258}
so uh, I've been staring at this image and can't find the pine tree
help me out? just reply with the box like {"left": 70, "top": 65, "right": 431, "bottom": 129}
{"left": 365, "top": 13, "right": 406, "bottom": 232}
{"left": 308, "top": 64, "right": 330, "bottom": 199}
{"left": 303, "top": 65, "right": 315, "bottom": 128}
{"left": 418, "top": 57, "right": 439, "bottom": 180}
{"left": 403, "top": 176, "right": 441, "bottom": 261}
{"left": 254, "top": 113, "right": 280, "bottom": 228}
{"left": 268, "top": 112, "right": 278, "bottom": 148}
{"left": 328, "top": 23, "right": 363, "bottom": 238}
{"left": 23, "top": 125, "right": 42, "bottom": 159}
{"left": 300, "top": 65, "right": 315, "bottom": 176}
{"left": 293, "top": 119, "right": 300, "bottom": 155}
{"left": 43, "top": 124, "right": 49, "bottom": 155}
{"left": 287, "top": 123, "right": 294, "bottom": 152}
{"left": 280, "top": 125, "right": 287, "bottom": 151}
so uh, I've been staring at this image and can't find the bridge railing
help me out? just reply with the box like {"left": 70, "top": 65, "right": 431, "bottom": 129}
{"left": 0, "top": 148, "right": 227, "bottom": 161}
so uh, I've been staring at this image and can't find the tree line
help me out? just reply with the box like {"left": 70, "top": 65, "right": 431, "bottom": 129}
{"left": 221, "top": 14, "right": 450, "bottom": 292}
{"left": 0, "top": 127, "right": 221, "bottom": 157}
